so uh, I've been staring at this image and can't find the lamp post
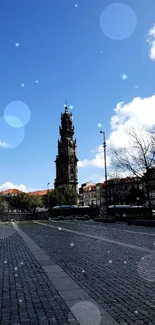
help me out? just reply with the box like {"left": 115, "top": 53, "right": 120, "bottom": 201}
{"left": 100, "top": 183, "right": 101, "bottom": 207}
{"left": 100, "top": 130, "right": 108, "bottom": 217}
{"left": 47, "top": 182, "right": 50, "bottom": 211}
{"left": 136, "top": 197, "right": 140, "bottom": 206}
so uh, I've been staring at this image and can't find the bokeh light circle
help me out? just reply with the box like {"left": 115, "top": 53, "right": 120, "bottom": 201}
{"left": 100, "top": 3, "right": 137, "bottom": 40}
{"left": 137, "top": 254, "right": 155, "bottom": 282}
{"left": 0, "top": 116, "right": 25, "bottom": 148}
{"left": 4, "top": 101, "right": 31, "bottom": 128}
{"left": 0, "top": 218, "right": 20, "bottom": 239}
{"left": 68, "top": 301, "right": 101, "bottom": 325}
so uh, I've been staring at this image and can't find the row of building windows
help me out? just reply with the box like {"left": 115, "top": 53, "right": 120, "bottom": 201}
{"left": 78, "top": 175, "right": 155, "bottom": 207}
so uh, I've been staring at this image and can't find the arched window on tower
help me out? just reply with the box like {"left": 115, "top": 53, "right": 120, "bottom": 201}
{"left": 70, "top": 167, "right": 74, "bottom": 175}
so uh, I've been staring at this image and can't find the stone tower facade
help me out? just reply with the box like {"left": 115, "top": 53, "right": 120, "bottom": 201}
{"left": 54, "top": 105, "right": 78, "bottom": 193}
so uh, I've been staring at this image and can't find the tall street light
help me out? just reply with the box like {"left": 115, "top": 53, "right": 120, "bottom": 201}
{"left": 100, "top": 131, "right": 108, "bottom": 217}
{"left": 47, "top": 182, "right": 50, "bottom": 210}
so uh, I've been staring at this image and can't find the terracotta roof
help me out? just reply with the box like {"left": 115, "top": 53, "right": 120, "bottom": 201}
{"left": 28, "top": 189, "right": 54, "bottom": 196}
{"left": 0, "top": 188, "right": 54, "bottom": 196}
{"left": 0, "top": 189, "right": 24, "bottom": 195}
{"left": 106, "top": 177, "right": 134, "bottom": 184}
{"left": 85, "top": 184, "right": 96, "bottom": 189}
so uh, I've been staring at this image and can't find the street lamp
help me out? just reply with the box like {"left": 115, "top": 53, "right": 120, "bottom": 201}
{"left": 100, "top": 130, "right": 108, "bottom": 217}
{"left": 47, "top": 182, "right": 50, "bottom": 210}
{"left": 136, "top": 197, "right": 140, "bottom": 206}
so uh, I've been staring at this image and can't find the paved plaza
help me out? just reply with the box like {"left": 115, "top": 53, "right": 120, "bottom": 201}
{"left": 1, "top": 220, "right": 155, "bottom": 324}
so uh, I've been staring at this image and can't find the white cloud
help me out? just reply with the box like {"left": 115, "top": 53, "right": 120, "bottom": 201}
{"left": 0, "top": 182, "right": 35, "bottom": 192}
{"left": 90, "top": 145, "right": 103, "bottom": 153}
{"left": 111, "top": 96, "right": 155, "bottom": 129}
{"left": 78, "top": 149, "right": 110, "bottom": 169}
{"left": 147, "top": 24, "right": 155, "bottom": 60}
{"left": 78, "top": 95, "right": 155, "bottom": 171}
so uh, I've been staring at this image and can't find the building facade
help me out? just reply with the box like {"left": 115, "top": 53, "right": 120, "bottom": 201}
{"left": 54, "top": 105, "right": 78, "bottom": 193}
{"left": 96, "top": 183, "right": 106, "bottom": 206}
{"left": 78, "top": 175, "right": 151, "bottom": 207}
{"left": 79, "top": 182, "right": 96, "bottom": 206}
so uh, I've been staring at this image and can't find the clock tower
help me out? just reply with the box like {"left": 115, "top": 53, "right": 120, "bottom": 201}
{"left": 54, "top": 105, "right": 78, "bottom": 193}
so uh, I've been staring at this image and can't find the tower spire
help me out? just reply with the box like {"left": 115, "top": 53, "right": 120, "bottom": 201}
{"left": 64, "top": 98, "right": 68, "bottom": 111}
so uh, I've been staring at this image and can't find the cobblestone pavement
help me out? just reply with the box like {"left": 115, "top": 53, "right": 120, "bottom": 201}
{"left": 39, "top": 220, "right": 155, "bottom": 250}
{"left": 0, "top": 223, "right": 79, "bottom": 325}
{"left": 19, "top": 220, "right": 155, "bottom": 325}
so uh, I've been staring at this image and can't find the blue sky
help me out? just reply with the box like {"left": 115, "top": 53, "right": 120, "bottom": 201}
{"left": 0, "top": 0, "right": 155, "bottom": 191}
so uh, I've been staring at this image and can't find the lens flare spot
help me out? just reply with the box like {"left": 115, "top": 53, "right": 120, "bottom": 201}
{"left": 122, "top": 74, "right": 128, "bottom": 80}
{"left": 100, "top": 3, "right": 137, "bottom": 41}
{"left": 0, "top": 116, "right": 25, "bottom": 149}
{"left": 137, "top": 254, "right": 155, "bottom": 282}
{"left": 69, "top": 301, "right": 101, "bottom": 325}
{"left": 4, "top": 101, "right": 31, "bottom": 128}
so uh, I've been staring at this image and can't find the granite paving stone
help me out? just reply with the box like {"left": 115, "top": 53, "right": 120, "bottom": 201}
{"left": 0, "top": 223, "right": 79, "bottom": 325}
{"left": 2, "top": 219, "right": 155, "bottom": 324}
{"left": 19, "top": 220, "right": 155, "bottom": 325}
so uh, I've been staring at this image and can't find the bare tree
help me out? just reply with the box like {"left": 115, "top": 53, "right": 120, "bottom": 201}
{"left": 111, "top": 124, "right": 155, "bottom": 217}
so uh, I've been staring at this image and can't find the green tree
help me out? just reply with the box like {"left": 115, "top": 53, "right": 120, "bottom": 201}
{"left": 56, "top": 185, "right": 77, "bottom": 205}
{"left": 8, "top": 194, "right": 23, "bottom": 212}
{"left": 0, "top": 196, "right": 7, "bottom": 213}
{"left": 9, "top": 193, "right": 43, "bottom": 212}
{"left": 125, "top": 188, "right": 147, "bottom": 206}
{"left": 43, "top": 191, "right": 58, "bottom": 209}
{"left": 29, "top": 195, "right": 43, "bottom": 212}
{"left": 7, "top": 196, "right": 17, "bottom": 212}
{"left": 48, "top": 191, "right": 58, "bottom": 208}
{"left": 44, "top": 186, "right": 77, "bottom": 208}
{"left": 16, "top": 193, "right": 30, "bottom": 212}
